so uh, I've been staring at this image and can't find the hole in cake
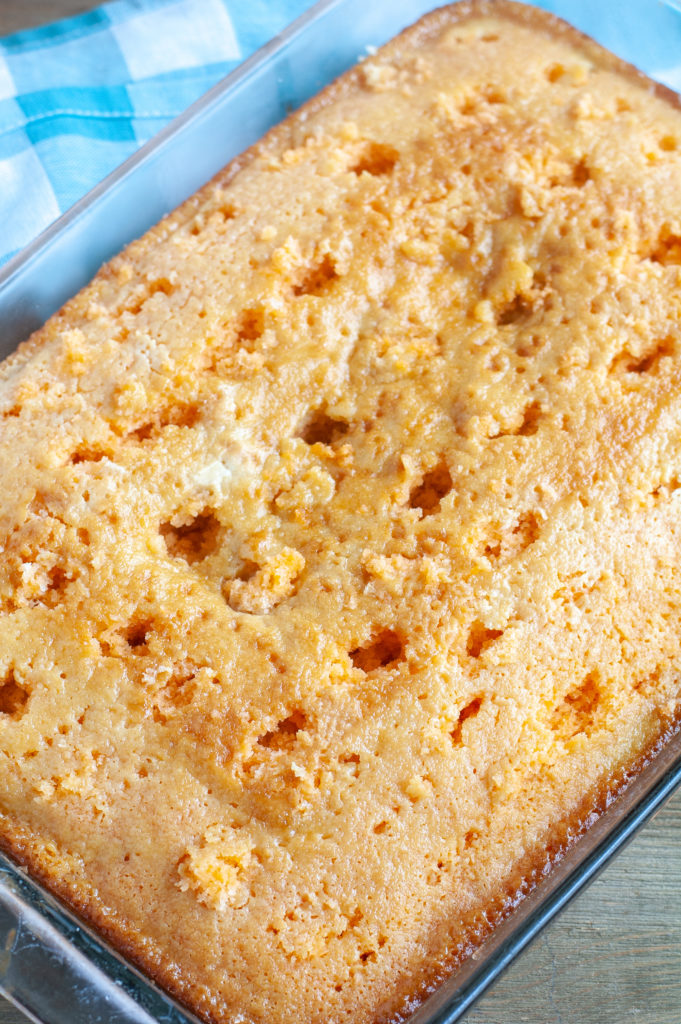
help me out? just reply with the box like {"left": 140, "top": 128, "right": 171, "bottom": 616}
{"left": 218, "top": 203, "right": 237, "bottom": 222}
{"left": 611, "top": 336, "right": 675, "bottom": 375}
{"left": 344, "top": 907, "right": 363, "bottom": 930}
{"left": 490, "top": 401, "right": 542, "bottom": 439}
{"left": 466, "top": 623, "right": 503, "bottom": 659}
{"left": 130, "top": 422, "right": 155, "bottom": 442}
{"left": 171, "top": 403, "right": 201, "bottom": 428}
{"left": 258, "top": 710, "right": 307, "bottom": 750}
{"left": 298, "top": 409, "right": 349, "bottom": 446}
{"left": 548, "top": 157, "right": 591, "bottom": 190}
{"left": 408, "top": 461, "right": 453, "bottom": 516}
{"left": 161, "top": 510, "right": 221, "bottom": 565}
{"left": 511, "top": 510, "right": 541, "bottom": 552}
{"left": 545, "top": 63, "right": 565, "bottom": 83}
{"left": 267, "top": 652, "right": 287, "bottom": 675}
{"left": 460, "top": 95, "right": 479, "bottom": 116}
{"left": 450, "top": 697, "right": 483, "bottom": 745}
{"left": 481, "top": 32, "right": 499, "bottom": 42}
{"left": 339, "top": 753, "right": 361, "bottom": 779}
{"left": 359, "top": 950, "right": 376, "bottom": 964}
{"left": 351, "top": 142, "right": 398, "bottom": 177}
{"left": 152, "top": 669, "right": 199, "bottom": 722}
{"left": 128, "top": 401, "right": 200, "bottom": 442}
{"left": 571, "top": 157, "right": 591, "bottom": 186}
{"left": 292, "top": 255, "right": 339, "bottom": 297}
{"left": 650, "top": 476, "right": 681, "bottom": 503}
{"left": 517, "top": 401, "right": 542, "bottom": 436}
{"left": 551, "top": 672, "right": 601, "bottom": 737}
{"left": 515, "top": 333, "right": 544, "bottom": 358}
{"left": 149, "top": 277, "right": 174, "bottom": 297}
{"left": 633, "top": 667, "right": 661, "bottom": 696}
{"left": 497, "top": 294, "right": 533, "bottom": 326}
{"left": 659, "top": 135, "right": 678, "bottom": 152}
{"left": 0, "top": 669, "right": 29, "bottom": 718}
{"left": 484, "top": 536, "right": 502, "bottom": 560}
{"left": 122, "top": 620, "right": 153, "bottom": 653}
{"left": 373, "top": 820, "right": 389, "bottom": 835}
{"left": 124, "top": 277, "right": 175, "bottom": 316}
{"left": 223, "top": 548, "right": 303, "bottom": 614}
{"left": 69, "top": 446, "right": 110, "bottom": 465}
{"left": 27, "top": 492, "right": 53, "bottom": 518}
{"left": 123, "top": 296, "right": 145, "bottom": 317}
{"left": 648, "top": 226, "right": 681, "bottom": 266}
{"left": 616, "top": 97, "right": 632, "bottom": 113}
{"left": 41, "top": 566, "right": 70, "bottom": 608}
{"left": 482, "top": 86, "right": 506, "bottom": 105}
{"left": 484, "top": 509, "right": 540, "bottom": 562}
{"left": 350, "top": 629, "right": 404, "bottom": 673}
{"left": 235, "top": 558, "right": 259, "bottom": 582}
{"left": 235, "top": 307, "right": 265, "bottom": 348}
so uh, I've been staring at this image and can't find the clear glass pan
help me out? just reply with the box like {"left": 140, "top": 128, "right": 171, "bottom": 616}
{"left": 0, "top": 1, "right": 680, "bottom": 1021}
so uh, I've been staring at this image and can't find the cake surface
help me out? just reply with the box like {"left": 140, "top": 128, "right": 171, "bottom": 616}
{"left": 1, "top": 3, "right": 681, "bottom": 1022}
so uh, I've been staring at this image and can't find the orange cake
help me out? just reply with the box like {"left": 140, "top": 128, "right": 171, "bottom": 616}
{"left": 1, "top": 2, "right": 680, "bottom": 1021}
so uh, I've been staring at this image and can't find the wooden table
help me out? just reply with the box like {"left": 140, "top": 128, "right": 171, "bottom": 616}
{"left": 1, "top": 2, "right": 680, "bottom": 1022}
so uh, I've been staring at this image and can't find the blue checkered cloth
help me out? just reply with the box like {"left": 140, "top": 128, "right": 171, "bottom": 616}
{"left": 2, "top": 0, "right": 681, "bottom": 269}
{"left": 0, "top": 0, "right": 313, "bottom": 266}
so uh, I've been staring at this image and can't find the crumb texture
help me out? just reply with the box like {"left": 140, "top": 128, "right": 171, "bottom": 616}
{"left": 1, "top": 3, "right": 681, "bottom": 1022}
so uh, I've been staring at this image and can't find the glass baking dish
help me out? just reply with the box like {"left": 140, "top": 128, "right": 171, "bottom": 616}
{"left": 0, "top": 1, "right": 680, "bottom": 1022}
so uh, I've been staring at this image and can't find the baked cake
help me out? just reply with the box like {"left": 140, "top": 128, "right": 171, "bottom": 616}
{"left": 1, "top": 2, "right": 680, "bottom": 1021}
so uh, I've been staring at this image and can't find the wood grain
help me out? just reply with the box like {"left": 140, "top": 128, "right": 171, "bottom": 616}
{"left": 0, "top": 2, "right": 680, "bottom": 1023}
{"left": 0, "top": 0, "right": 94, "bottom": 34}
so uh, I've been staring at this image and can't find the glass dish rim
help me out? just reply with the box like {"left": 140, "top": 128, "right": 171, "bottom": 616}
{"left": 0, "top": 0, "right": 679, "bottom": 1021}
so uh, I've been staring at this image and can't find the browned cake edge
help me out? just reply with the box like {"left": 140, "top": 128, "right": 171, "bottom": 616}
{"left": 2, "top": 716, "right": 680, "bottom": 1024}
{"left": 1, "top": 2, "right": 680, "bottom": 1022}
{"left": 387, "top": 714, "right": 681, "bottom": 1024}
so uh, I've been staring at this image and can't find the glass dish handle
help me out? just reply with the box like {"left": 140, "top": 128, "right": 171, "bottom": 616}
{"left": 0, "top": 865, "right": 158, "bottom": 1024}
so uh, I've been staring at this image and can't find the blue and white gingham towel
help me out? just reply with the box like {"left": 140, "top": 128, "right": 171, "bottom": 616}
{"left": 0, "top": 0, "right": 312, "bottom": 267}
{"left": 2, "top": 0, "right": 681, "bottom": 269}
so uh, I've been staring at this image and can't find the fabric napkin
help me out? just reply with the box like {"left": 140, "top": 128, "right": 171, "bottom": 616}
{"left": 0, "top": 0, "right": 312, "bottom": 267}
{"left": 2, "top": 0, "right": 681, "bottom": 270}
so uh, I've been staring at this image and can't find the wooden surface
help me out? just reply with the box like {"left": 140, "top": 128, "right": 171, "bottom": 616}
{"left": 0, "top": 0, "right": 94, "bottom": 34}
{"left": 1, "top": 2, "right": 680, "bottom": 1023}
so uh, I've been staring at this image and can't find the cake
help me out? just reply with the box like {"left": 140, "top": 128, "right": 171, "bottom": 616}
{"left": 0, "top": 2, "right": 680, "bottom": 1022}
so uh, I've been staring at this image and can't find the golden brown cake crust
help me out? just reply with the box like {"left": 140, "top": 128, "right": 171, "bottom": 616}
{"left": 1, "top": 3, "right": 681, "bottom": 1022}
